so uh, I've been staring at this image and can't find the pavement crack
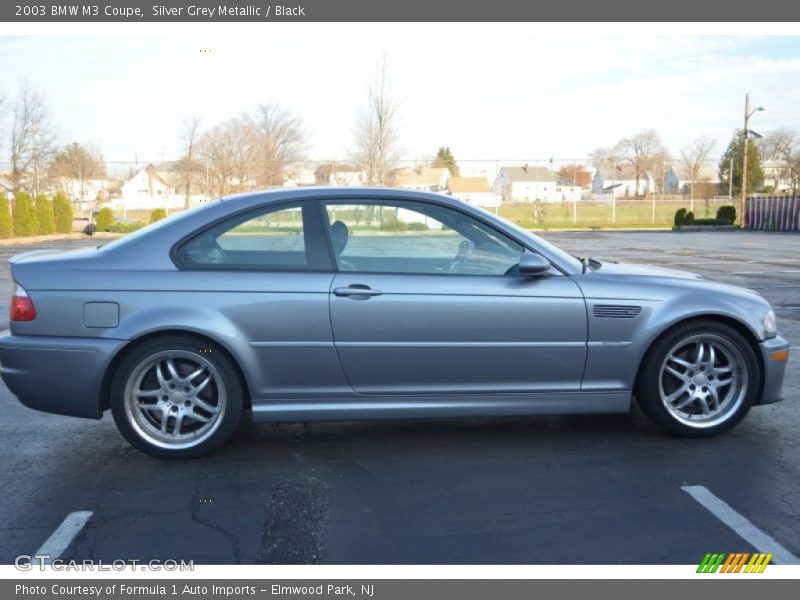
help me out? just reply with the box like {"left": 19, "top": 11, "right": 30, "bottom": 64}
{"left": 188, "top": 468, "right": 242, "bottom": 564}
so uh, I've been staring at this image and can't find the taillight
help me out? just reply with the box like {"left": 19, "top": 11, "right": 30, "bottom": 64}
{"left": 10, "top": 284, "right": 36, "bottom": 321}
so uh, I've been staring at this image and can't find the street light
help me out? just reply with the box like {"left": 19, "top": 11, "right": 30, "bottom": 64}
{"left": 741, "top": 93, "right": 764, "bottom": 228}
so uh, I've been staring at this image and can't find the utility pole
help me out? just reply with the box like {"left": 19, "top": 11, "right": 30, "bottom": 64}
{"left": 741, "top": 93, "right": 765, "bottom": 229}
{"left": 742, "top": 93, "right": 750, "bottom": 228}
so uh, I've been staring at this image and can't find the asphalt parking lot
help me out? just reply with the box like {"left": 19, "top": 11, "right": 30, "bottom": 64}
{"left": 0, "top": 230, "right": 797, "bottom": 565}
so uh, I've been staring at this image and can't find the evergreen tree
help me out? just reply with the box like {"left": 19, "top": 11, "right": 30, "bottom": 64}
{"left": 13, "top": 192, "right": 38, "bottom": 237}
{"left": 432, "top": 146, "right": 459, "bottom": 177}
{"left": 150, "top": 208, "right": 167, "bottom": 223}
{"left": 0, "top": 196, "right": 13, "bottom": 239}
{"left": 719, "top": 129, "right": 764, "bottom": 196}
{"left": 53, "top": 192, "right": 74, "bottom": 234}
{"left": 35, "top": 194, "right": 56, "bottom": 235}
{"left": 95, "top": 207, "right": 114, "bottom": 232}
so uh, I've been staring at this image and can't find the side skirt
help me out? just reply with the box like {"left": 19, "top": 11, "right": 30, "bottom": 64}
{"left": 251, "top": 392, "right": 632, "bottom": 423}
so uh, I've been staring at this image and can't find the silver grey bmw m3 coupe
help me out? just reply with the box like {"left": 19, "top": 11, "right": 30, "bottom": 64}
{"left": 0, "top": 188, "right": 790, "bottom": 458}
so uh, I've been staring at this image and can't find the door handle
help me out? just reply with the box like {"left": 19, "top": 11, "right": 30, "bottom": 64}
{"left": 333, "top": 285, "right": 383, "bottom": 297}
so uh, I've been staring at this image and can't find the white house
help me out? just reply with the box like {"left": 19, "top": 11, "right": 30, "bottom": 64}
{"left": 117, "top": 164, "right": 183, "bottom": 210}
{"left": 592, "top": 166, "right": 655, "bottom": 197}
{"left": 315, "top": 163, "right": 366, "bottom": 186}
{"left": 446, "top": 176, "right": 501, "bottom": 208}
{"left": 388, "top": 167, "right": 450, "bottom": 192}
{"left": 493, "top": 165, "right": 581, "bottom": 203}
{"left": 282, "top": 166, "right": 317, "bottom": 187}
{"left": 763, "top": 160, "right": 796, "bottom": 193}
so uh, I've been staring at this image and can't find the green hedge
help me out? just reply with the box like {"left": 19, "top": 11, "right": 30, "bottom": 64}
{"left": 674, "top": 208, "right": 695, "bottom": 226}
{"left": 149, "top": 208, "right": 167, "bottom": 223}
{"left": 716, "top": 205, "right": 737, "bottom": 225}
{"left": 53, "top": 192, "right": 74, "bottom": 234}
{"left": 35, "top": 194, "right": 56, "bottom": 235}
{"left": 95, "top": 207, "right": 114, "bottom": 232}
{"left": 0, "top": 197, "right": 13, "bottom": 239}
{"left": 13, "top": 192, "right": 38, "bottom": 236}
{"left": 108, "top": 221, "right": 145, "bottom": 233}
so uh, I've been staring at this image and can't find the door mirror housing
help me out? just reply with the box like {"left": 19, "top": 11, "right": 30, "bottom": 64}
{"left": 517, "top": 253, "right": 551, "bottom": 276}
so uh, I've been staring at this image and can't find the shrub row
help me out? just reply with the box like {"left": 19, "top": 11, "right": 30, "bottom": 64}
{"left": 93, "top": 207, "right": 166, "bottom": 233}
{"left": 0, "top": 192, "right": 75, "bottom": 239}
{"left": 674, "top": 205, "right": 737, "bottom": 227}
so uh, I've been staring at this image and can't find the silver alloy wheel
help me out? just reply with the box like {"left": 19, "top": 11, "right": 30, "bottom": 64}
{"left": 124, "top": 350, "right": 227, "bottom": 450}
{"left": 658, "top": 333, "right": 748, "bottom": 428}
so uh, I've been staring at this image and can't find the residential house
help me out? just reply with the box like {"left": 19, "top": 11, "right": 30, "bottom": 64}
{"left": 388, "top": 167, "right": 451, "bottom": 192}
{"left": 53, "top": 177, "right": 113, "bottom": 204}
{"left": 117, "top": 164, "right": 183, "bottom": 210}
{"left": 592, "top": 165, "right": 655, "bottom": 197}
{"left": 663, "top": 167, "right": 681, "bottom": 194}
{"left": 315, "top": 163, "right": 366, "bottom": 187}
{"left": 282, "top": 166, "right": 317, "bottom": 187}
{"left": 763, "top": 160, "right": 796, "bottom": 194}
{"left": 493, "top": 165, "right": 581, "bottom": 203}
{"left": 446, "top": 176, "right": 501, "bottom": 208}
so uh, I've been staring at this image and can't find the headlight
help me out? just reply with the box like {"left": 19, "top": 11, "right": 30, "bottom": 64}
{"left": 763, "top": 309, "right": 778, "bottom": 338}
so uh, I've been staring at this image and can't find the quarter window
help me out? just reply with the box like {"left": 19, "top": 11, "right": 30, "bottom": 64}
{"left": 179, "top": 204, "right": 310, "bottom": 269}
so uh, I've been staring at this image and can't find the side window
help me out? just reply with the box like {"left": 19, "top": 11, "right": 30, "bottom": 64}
{"left": 179, "top": 204, "right": 310, "bottom": 269}
{"left": 324, "top": 201, "right": 524, "bottom": 275}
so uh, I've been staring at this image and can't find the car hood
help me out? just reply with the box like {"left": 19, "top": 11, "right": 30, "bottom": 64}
{"left": 592, "top": 260, "right": 702, "bottom": 280}
{"left": 587, "top": 260, "right": 767, "bottom": 303}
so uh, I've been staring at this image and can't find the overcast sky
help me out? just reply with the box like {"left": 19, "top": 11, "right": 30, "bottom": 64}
{"left": 1, "top": 26, "right": 799, "bottom": 171}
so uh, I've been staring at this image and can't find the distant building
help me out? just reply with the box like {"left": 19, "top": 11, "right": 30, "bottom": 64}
{"left": 663, "top": 167, "right": 681, "bottom": 194}
{"left": 315, "top": 163, "right": 366, "bottom": 186}
{"left": 446, "top": 176, "right": 501, "bottom": 207}
{"left": 388, "top": 167, "right": 450, "bottom": 192}
{"left": 117, "top": 164, "right": 183, "bottom": 210}
{"left": 53, "top": 177, "right": 113, "bottom": 204}
{"left": 763, "top": 160, "right": 795, "bottom": 193}
{"left": 282, "top": 166, "right": 317, "bottom": 187}
{"left": 493, "top": 165, "right": 581, "bottom": 203}
{"left": 592, "top": 166, "right": 655, "bottom": 197}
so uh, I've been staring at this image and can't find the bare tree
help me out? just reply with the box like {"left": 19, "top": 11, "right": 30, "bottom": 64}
{"left": 352, "top": 54, "right": 401, "bottom": 186}
{"left": 759, "top": 129, "right": 800, "bottom": 194}
{"left": 10, "top": 80, "right": 58, "bottom": 195}
{"left": 680, "top": 135, "right": 717, "bottom": 208}
{"left": 614, "top": 130, "right": 664, "bottom": 196}
{"left": 244, "top": 103, "right": 306, "bottom": 187}
{"left": 178, "top": 115, "right": 202, "bottom": 207}
{"left": 48, "top": 142, "right": 106, "bottom": 202}
{"left": 197, "top": 118, "right": 257, "bottom": 197}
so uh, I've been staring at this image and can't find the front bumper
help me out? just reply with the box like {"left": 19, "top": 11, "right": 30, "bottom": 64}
{"left": 756, "top": 335, "right": 791, "bottom": 405}
{"left": 0, "top": 334, "right": 127, "bottom": 419}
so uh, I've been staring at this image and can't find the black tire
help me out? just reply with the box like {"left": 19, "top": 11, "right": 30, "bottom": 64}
{"left": 634, "top": 320, "right": 761, "bottom": 437}
{"left": 110, "top": 335, "right": 244, "bottom": 459}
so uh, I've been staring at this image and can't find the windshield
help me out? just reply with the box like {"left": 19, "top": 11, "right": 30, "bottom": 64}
{"left": 490, "top": 214, "right": 583, "bottom": 271}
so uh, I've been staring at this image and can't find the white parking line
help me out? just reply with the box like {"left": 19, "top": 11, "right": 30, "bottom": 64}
{"left": 682, "top": 486, "right": 798, "bottom": 565}
{"left": 35, "top": 511, "right": 93, "bottom": 563}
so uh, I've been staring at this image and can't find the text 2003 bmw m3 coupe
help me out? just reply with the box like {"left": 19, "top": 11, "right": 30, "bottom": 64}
{"left": 0, "top": 188, "right": 790, "bottom": 458}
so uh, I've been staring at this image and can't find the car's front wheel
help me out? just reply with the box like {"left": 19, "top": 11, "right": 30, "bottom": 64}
{"left": 635, "top": 320, "right": 761, "bottom": 437}
{"left": 110, "top": 336, "right": 243, "bottom": 459}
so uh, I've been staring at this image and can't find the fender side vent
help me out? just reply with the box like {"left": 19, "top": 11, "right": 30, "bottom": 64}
{"left": 593, "top": 304, "right": 643, "bottom": 319}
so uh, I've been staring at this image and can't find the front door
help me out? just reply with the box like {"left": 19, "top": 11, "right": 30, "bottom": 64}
{"left": 323, "top": 199, "right": 587, "bottom": 395}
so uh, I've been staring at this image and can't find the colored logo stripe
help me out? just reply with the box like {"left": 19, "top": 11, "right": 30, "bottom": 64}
{"left": 697, "top": 552, "right": 772, "bottom": 573}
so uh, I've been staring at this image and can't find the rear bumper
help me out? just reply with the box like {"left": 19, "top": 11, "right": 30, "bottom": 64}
{"left": 0, "top": 334, "right": 127, "bottom": 419}
{"left": 756, "top": 335, "right": 790, "bottom": 405}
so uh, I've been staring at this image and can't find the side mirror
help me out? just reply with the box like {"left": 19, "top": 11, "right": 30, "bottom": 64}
{"left": 517, "top": 253, "right": 551, "bottom": 276}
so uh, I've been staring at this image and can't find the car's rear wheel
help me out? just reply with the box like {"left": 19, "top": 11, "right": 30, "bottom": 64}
{"left": 110, "top": 336, "right": 243, "bottom": 459}
{"left": 635, "top": 320, "right": 760, "bottom": 437}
